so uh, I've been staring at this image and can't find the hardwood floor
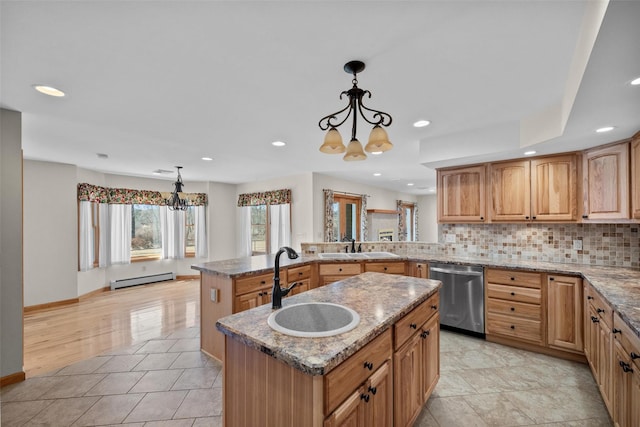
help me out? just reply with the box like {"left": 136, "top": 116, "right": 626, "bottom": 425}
{"left": 23, "top": 279, "right": 199, "bottom": 377}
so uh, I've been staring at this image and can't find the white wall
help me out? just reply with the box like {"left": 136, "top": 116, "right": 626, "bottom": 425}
{"left": 204, "top": 181, "right": 237, "bottom": 261}
{"left": 236, "top": 172, "right": 314, "bottom": 253}
{"left": 1, "top": 109, "right": 24, "bottom": 378}
{"left": 23, "top": 160, "right": 79, "bottom": 306}
{"left": 311, "top": 173, "right": 419, "bottom": 242}
{"left": 417, "top": 194, "right": 438, "bottom": 243}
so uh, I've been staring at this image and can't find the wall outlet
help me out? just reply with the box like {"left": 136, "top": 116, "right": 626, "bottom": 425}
{"left": 210, "top": 288, "right": 219, "bottom": 303}
{"left": 573, "top": 239, "right": 583, "bottom": 250}
{"left": 445, "top": 234, "right": 456, "bottom": 243}
{"left": 308, "top": 245, "right": 317, "bottom": 252}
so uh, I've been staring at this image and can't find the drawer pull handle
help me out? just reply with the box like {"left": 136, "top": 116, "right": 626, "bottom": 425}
{"left": 612, "top": 328, "right": 621, "bottom": 334}
{"left": 549, "top": 277, "right": 554, "bottom": 281}
{"left": 587, "top": 296, "right": 594, "bottom": 300}
{"left": 510, "top": 325, "right": 515, "bottom": 330}
{"left": 510, "top": 307, "right": 515, "bottom": 311}
{"left": 409, "top": 323, "right": 417, "bottom": 329}
{"left": 619, "top": 361, "right": 634, "bottom": 373}
{"left": 510, "top": 292, "right": 515, "bottom": 296}
{"left": 591, "top": 316, "right": 600, "bottom": 323}
{"left": 431, "top": 305, "right": 438, "bottom": 310}
{"left": 384, "top": 267, "right": 388, "bottom": 271}
{"left": 631, "top": 352, "right": 640, "bottom": 360}
{"left": 364, "top": 362, "right": 373, "bottom": 371}
{"left": 260, "top": 280, "right": 266, "bottom": 284}
{"left": 421, "top": 330, "right": 430, "bottom": 339}
{"left": 597, "top": 308, "right": 605, "bottom": 314}
{"left": 368, "top": 386, "right": 377, "bottom": 395}
{"left": 339, "top": 268, "right": 342, "bottom": 272}
{"left": 510, "top": 277, "right": 515, "bottom": 281}
{"left": 360, "top": 393, "right": 370, "bottom": 403}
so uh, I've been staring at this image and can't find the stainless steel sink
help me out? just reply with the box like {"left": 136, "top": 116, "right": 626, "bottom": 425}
{"left": 318, "top": 252, "right": 351, "bottom": 259}
{"left": 267, "top": 302, "right": 360, "bottom": 337}
{"left": 364, "top": 252, "right": 399, "bottom": 258}
{"left": 318, "top": 252, "right": 397, "bottom": 259}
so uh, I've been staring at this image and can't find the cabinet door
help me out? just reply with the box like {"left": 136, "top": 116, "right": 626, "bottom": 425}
{"left": 631, "top": 133, "right": 640, "bottom": 220}
{"left": 583, "top": 143, "right": 630, "bottom": 220}
{"left": 599, "top": 319, "right": 613, "bottom": 414}
{"left": 412, "top": 262, "right": 428, "bottom": 278}
{"left": 489, "top": 160, "right": 531, "bottom": 221}
{"left": 288, "top": 278, "right": 310, "bottom": 296}
{"left": 631, "top": 365, "right": 640, "bottom": 427}
{"left": 437, "top": 165, "right": 486, "bottom": 222}
{"left": 421, "top": 314, "right": 440, "bottom": 401}
{"left": 366, "top": 361, "right": 393, "bottom": 427}
{"left": 234, "top": 288, "right": 270, "bottom": 312}
{"left": 393, "top": 333, "right": 422, "bottom": 427}
{"left": 613, "top": 341, "right": 632, "bottom": 427}
{"left": 547, "top": 275, "right": 583, "bottom": 352}
{"left": 584, "top": 291, "right": 599, "bottom": 374}
{"left": 530, "top": 155, "right": 577, "bottom": 221}
{"left": 324, "top": 388, "right": 366, "bottom": 427}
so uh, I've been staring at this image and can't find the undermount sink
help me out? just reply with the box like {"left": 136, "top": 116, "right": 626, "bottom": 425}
{"left": 267, "top": 302, "right": 360, "bottom": 337}
{"left": 364, "top": 252, "right": 399, "bottom": 258}
{"left": 318, "top": 252, "right": 352, "bottom": 259}
{"left": 318, "top": 251, "right": 399, "bottom": 259}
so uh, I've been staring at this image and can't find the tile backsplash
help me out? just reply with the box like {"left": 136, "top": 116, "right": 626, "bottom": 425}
{"left": 302, "top": 223, "right": 640, "bottom": 269}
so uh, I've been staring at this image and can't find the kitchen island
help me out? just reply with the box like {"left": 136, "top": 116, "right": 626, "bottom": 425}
{"left": 216, "top": 272, "right": 441, "bottom": 427}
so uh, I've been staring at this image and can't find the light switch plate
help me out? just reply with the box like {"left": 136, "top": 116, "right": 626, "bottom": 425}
{"left": 445, "top": 234, "right": 456, "bottom": 243}
{"left": 573, "top": 239, "right": 583, "bottom": 250}
{"left": 210, "top": 288, "right": 218, "bottom": 302}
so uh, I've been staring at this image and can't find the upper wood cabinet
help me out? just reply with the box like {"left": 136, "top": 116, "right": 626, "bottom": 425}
{"left": 530, "top": 154, "right": 578, "bottom": 221}
{"left": 489, "top": 160, "right": 531, "bottom": 221}
{"left": 437, "top": 165, "right": 486, "bottom": 223}
{"left": 582, "top": 143, "right": 630, "bottom": 220}
{"left": 631, "top": 132, "right": 640, "bottom": 220}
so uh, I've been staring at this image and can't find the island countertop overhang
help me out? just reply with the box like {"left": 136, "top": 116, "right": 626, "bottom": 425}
{"left": 215, "top": 271, "right": 441, "bottom": 376}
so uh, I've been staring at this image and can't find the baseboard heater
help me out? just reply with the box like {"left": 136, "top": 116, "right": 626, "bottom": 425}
{"left": 110, "top": 272, "right": 176, "bottom": 290}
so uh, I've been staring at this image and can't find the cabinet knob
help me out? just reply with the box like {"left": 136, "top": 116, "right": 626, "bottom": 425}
{"left": 549, "top": 277, "right": 555, "bottom": 281}
{"left": 384, "top": 267, "right": 388, "bottom": 271}
{"left": 619, "top": 361, "right": 634, "bottom": 373}
{"left": 364, "top": 361, "right": 373, "bottom": 371}
{"left": 410, "top": 323, "right": 417, "bottom": 329}
{"left": 510, "top": 325, "right": 515, "bottom": 330}
{"left": 582, "top": 215, "right": 589, "bottom": 219}
{"left": 421, "top": 330, "right": 430, "bottom": 339}
{"left": 339, "top": 268, "right": 342, "bottom": 272}
{"left": 431, "top": 305, "right": 438, "bottom": 310}
{"left": 612, "top": 328, "right": 621, "bottom": 334}
{"left": 260, "top": 280, "right": 266, "bottom": 284}
{"left": 510, "top": 307, "right": 515, "bottom": 311}
{"left": 510, "top": 277, "right": 515, "bottom": 281}
{"left": 532, "top": 216, "right": 537, "bottom": 220}
{"left": 510, "top": 292, "right": 515, "bottom": 296}
{"left": 525, "top": 216, "right": 530, "bottom": 220}
{"left": 587, "top": 296, "right": 594, "bottom": 300}
{"left": 631, "top": 352, "right": 640, "bottom": 360}
{"left": 591, "top": 316, "right": 600, "bottom": 323}
{"left": 480, "top": 217, "right": 484, "bottom": 221}
{"left": 597, "top": 308, "right": 605, "bottom": 314}
{"left": 368, "top": 386, "right": 377, "bottom": 395}
{"left": 360, "top": 393, "right": 370, "bottom": 403}
{"left": 298, "top": 272, "right": 303, "bottom": 276}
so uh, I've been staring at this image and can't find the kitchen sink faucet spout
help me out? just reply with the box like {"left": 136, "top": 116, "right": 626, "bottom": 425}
{"left": 272, "top": 246, "right": 299, "bottom": 309}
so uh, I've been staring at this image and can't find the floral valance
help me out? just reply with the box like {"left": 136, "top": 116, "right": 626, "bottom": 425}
{"left": 78, "top": 183, "right": 207, "bottom": 206}
{"left": 237, "top": 189, "right": 291, "bottom": 207}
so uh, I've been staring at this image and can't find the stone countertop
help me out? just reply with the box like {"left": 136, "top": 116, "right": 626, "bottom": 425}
{"left": 194, "top": 253, "right": 640, "bottom": 342}
{"left": 215, "top": 272, "right": 441, "bottom": 376}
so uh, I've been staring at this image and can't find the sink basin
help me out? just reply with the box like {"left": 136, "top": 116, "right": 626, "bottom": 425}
{"left": 364, "top": 252, "right": 399, "bottom": 258}
{"left": 318, "top": 252, "right": 351, "bottom": 259}
{"left": 267, "top": 302, "right": 360, "bottom": 337}
{"left": 318, "top": 252, "right": 379, "bottom": 259}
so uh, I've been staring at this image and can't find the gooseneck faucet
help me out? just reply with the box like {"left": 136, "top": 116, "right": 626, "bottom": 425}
{"left": 272, "top": 246, "right": 299, "bottom": 309}
{"left": 351, "top": 239, "right": 356, "bottom": 253}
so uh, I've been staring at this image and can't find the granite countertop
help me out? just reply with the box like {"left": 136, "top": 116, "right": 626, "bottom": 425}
{"left": 215, "top": 272, "right": 441, "bottom": 376}
{"left": 194, "top": 253, "right": 640, "bottom": 341}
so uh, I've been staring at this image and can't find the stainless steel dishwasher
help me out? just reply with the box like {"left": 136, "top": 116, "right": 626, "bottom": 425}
{"left": 429, "top": 263, "right": 484, "bottom": 337}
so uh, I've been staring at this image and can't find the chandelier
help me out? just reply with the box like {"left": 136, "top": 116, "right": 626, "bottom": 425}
{"left": 318, "top": 60, "right": 393, "bottom": 161}
{"left": 165, "top": 166, "right": 190, "bottom": 211}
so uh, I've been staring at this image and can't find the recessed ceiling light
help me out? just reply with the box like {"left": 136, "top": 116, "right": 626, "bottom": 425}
{"left": 33, "top": 84, "right": 65, "bottom": 97}
{"left": 413, "top": 120, "right": 431, "bottom": 128}
{"left": 407, "top": 183, "right": 414, "bottom": 186}
{"left": 524, "top": 150, "right": 536, "bottom": 156}
{"left": 202, "top": 157, "right": 213, "bottom": 161}
{"left": 371, "top": 151, "right": 382, "bottom": 155}
{"left": 428, "top": 188, "right": 436, "bottom": 193}
{"left": 373, "top": 172, "right": 382, "bottom": 177}
{"left": 596, "top": 126, "right": 614, "bottom": 133}
{"left": 271, "top": 141, "right": 286, "bottom": 147}
{"left": 631, "top": 77, "right": 640, "bottom": 86}
{"left": 96, "top": 153, "right": 109, "bottom": 159}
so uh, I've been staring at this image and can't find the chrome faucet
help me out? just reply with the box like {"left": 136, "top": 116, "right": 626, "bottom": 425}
{"left": 272, "top": 246, "right": 299, "bottom": 309}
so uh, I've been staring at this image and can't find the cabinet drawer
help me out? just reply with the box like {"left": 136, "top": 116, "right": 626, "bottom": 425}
{"left": 487, "top": 283, "right": 541, "bottom": 304}
{"left": 487, "top": 298, "right": 541, "bottom": 321}
{"left": 394, "top": 292, "right": 439, "bottom": 350}
{"left": 364, "top": 262, "right": 406, "bottom": 275}
{"left": 586, "top": 285, "right": 613, "bottom": 329}
{"left": 486, "top": 269, "right": 542, "bottom": 288}
{"left": 613, "top": 313, "right": 640, "bottom": 369}
{"left": 319, "top": 263, "right": 362, "bottom": 276}
{"left": 234, "top": 272, "right": 273, "bottom": 296}
{"left": 486, "top": 312, "right": 543, "bottom": 344}
{"left": 325, "top": 329, "right": 391, "bottom": 415}
{"left": 287, "top": 264, "right": 311, "bottom": 281}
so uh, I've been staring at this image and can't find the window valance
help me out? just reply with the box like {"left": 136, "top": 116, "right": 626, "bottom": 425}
{"left": 77, "top": 183, "right": 208, "bottom": 206}
{"left": 237, "top": 189, "right": 291, "bottom": 207}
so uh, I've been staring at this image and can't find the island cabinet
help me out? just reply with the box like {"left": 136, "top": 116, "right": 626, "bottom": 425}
{"left": 437, "top": 165, "right": 486, "bottom": 223}
{"left": 631, "top": 131, "right": 640, "bottom": 220}
{"left": 584, "top": 281, "right": 614, "bottom": 414}
{"left": 546, "top": 275, "right": 583, "bottom": 353}
{"left": 612, "top": 312, "right": 640, "bottom": 427}
{"left": 393, "top": 292, "right": 440, "bottom": 427}
{"left": 318, "top": 262, "right": 362, "bottom": 287}
{"left": 485, "top": 268, "right": 544, "bottom": 346}
{"left": 582, "top": 142, "right": 630, "bottom": 221}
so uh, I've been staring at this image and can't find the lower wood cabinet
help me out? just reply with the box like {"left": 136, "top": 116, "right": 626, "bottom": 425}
{"left": 410, "top": 262, "right": 428, "bottom": 278}
{"left": 547, "top": 275, "right": 583, "bottom": 353}
{"left": 611, "top": 313, "right": 640, "bottom": 427}
{"left": 318, "top": 263, "right": 362, "bottom": 286}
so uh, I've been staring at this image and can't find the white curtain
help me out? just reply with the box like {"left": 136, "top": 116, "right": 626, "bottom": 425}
{"left": 98, "top": 203, "right": 110, "bottom": 267}
{"left": 109, "top": 204, "right": 132, "bottom": 264}
{"left": 195, "top": 205, "right": 208, "bottom": 259}
{"left": 269, "top": 203, "right": 291, "bottom": 253}
{"left": 78, "top": 201, "right": 94, "bottom": 271}
{"left": 238, "top": 206, "right": 252, "bottom": 257}
{"left": 161, "top": 206, "right": 186, "bottom": 259}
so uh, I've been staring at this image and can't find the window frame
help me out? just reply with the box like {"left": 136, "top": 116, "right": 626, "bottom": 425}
{"left": 130, "top": 204, "right": 162, "bottom": 261}
{"left": 333, "top": 194, "right": 362, "bottom": 241}
{"left": 400, "top": 202, "right": 416, "bottom": 242}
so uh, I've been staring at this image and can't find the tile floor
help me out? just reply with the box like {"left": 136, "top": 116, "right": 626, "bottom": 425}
{"left": 1, "top": 328, "right": 612, "bottom": 426}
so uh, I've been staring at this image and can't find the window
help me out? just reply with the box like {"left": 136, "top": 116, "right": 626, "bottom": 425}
{"left": 400, "top": 202, "right": 416, "bottom": 241}
{"left": 131, "top": 204, "right": 162, "bottom": 259}
{"left": 333, "top": 194, "right": 361, "bottom": 241}
{"left": 251, "top": 205, "right": 267, "bottom": 255}
{"left": 90, "top": 202, "right": 100, "bottom": 267}
{"left": 185, "top": 206, "right": 195, "bottom": 256}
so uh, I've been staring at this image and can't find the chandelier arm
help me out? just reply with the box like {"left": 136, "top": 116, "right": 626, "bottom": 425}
{"left": 318, "top": 98, "right": 354, "bottom": 131}
{"left": 357, "top": 92, "right": 393, "bottom": 127}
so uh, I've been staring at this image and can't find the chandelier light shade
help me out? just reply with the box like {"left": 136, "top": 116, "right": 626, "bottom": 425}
{"left": 165, "top": 166, "right": 190, "bottom": 211}
{"left": 318, "top": 60, "right": 393, "bottom": 161}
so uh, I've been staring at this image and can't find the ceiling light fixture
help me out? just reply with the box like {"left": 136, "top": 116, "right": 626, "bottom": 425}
{"left": 202, "top": 157, "right": 213, "bottom": 161}
{"left": 318, "top": 60, "right": 392, "bottom": 161}
{"left": 524, "top": 150, "right": 536, "bottom": 156}
{"left": 373, "top": 172, "right": 382, "bottom": 176}
{"left": 407, "top": 183, "right": 414, "bottom": 186}
{"left": 631, "top": 77, "right": 640, "bottom": 86}
{"left": 596, "top": 126, "right": 614, "bottom": 133}
{"left": 271, "top": 141, "right": 286, "bottom": 147}
{"left": 413, "top": 120, "right": 431, "bottom": 128}
{"left": 33, "top": 84, "right": 65, "bottom": 97}
{"left": 164, "top": 166, "right": 191, "bottom": 211}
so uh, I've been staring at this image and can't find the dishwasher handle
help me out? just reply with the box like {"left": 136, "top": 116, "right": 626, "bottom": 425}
{"left": 429, "top": 267, "right": 483, "bottom": 276}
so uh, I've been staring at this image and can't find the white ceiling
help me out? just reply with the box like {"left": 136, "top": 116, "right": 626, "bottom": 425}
{"left": 2, "top": 1, "right": 639, "bottom": 194}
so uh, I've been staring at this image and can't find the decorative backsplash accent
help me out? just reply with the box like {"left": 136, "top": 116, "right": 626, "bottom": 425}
{"left": 302, "top": 223, "right": 640, "bottom": 269}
